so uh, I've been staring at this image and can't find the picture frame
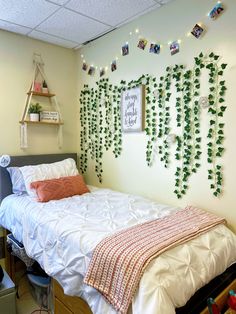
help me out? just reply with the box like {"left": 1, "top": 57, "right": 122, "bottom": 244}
{"left": 121, "top": 85, "right": 145, "bottom": 132}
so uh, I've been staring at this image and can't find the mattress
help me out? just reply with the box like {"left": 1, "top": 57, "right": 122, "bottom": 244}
{"left": 0, "top": 186, "right": 236, "bottom": 314}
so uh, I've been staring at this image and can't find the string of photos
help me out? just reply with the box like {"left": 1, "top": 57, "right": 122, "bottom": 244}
{"left": 81, "top": 2, "right": 224, "bottom": 78}
{"left": 79, "top": 51, "right": 227, "bottom": 199}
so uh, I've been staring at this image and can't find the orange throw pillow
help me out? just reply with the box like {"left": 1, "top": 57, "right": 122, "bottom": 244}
{"left": 30, "top": 175, "right": 90, "bottom": 202}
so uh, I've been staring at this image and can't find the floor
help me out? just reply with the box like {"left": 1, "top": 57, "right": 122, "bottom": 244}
{"left": 16, "top": 275, "right": 41, "bottom": 314}
{"left": 16, "top": 274, "right": 51, "bottom": 314}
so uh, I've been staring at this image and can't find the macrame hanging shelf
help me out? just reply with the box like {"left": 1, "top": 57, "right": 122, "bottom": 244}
{"left": 19, "top": 53, "right": 63, "bottom": 149}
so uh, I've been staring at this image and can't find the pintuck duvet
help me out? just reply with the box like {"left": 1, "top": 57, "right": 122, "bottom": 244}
{"left": 0, "top": 186, "right": 236, "bottom": 314}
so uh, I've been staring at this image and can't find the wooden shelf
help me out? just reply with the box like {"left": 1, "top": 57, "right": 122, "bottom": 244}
{"left": 19, "top": 120, "right": 63, "bottom": 125}
{"left": 27, "top": 91, "right": 55, "bottom": 97}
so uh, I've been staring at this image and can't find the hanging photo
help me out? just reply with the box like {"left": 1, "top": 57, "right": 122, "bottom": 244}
{"left": 149, "top": 43, "right": 160, "bottom": 54}
{"left": 88, "top": 66, "right": 95, "bottom": 76}
{"left": 170, "top": 41, "right": 180, "bottom": 56}
{"left": 137, "top": 38, "right": 148, "bottom": 50}
{"left": 209, "top": 3, "right": 224, "bottom": 19}
{"left": 82, "top": 62, "right": 88, "bottom": 71}
{"left": 100, "top": 68, "right": 105, "bottom": 77}
{"left": 121, "top": 85, "right": 145, "bottom": 132}
{"left": 191, "top": 24, "right": 204, "bottom": 39}
{"left": 111, "top": 60, "right": 117, "bottom": 72}
{"left": 122, "top": 43, "right": 129, "bottom": 56}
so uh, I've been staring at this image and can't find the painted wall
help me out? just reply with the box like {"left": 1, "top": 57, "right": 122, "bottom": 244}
{"left": 0, "top": 29, "right": 77, "bottom": 156}
{"left": 76, "top": 0, "right": 236, "bottom": 230}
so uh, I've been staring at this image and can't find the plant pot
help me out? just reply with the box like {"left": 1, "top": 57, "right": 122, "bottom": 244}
{"left": 29, "top": 113, "right": 40, "bottom": 122}
{"left": 42, "top": 87, "right": 48, "bottom": 94}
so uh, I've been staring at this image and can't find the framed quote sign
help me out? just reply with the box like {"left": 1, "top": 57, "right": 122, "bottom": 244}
{"left": 121, "top": 85, "right": 145, "bottom": 132}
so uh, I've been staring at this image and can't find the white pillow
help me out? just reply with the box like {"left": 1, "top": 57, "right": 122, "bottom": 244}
{"left": 19, "top": 158, "right": 79, "bottom": 197}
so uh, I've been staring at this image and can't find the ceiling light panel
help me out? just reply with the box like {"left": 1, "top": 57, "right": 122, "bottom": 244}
{"left": 29, "top": 30, "right": 77, "bottom": 48}
{"left": 0, "top": 19, "right": 31, "bottom": 35}
{"left": 37, "top": 8, "right": 111, "bottom": 44}
{"left": 66, "top": 0, "right": 158, "bottom": 27}
{"left": 0, "top": 0, "right": 59, "bottom": 28}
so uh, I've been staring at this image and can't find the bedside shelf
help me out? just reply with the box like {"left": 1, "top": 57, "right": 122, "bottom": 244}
{"left": 27, "top": 91, "right": 55, "bottom": 97}
{"left": 19, "top": 120, "right": 63, "bottom": 125}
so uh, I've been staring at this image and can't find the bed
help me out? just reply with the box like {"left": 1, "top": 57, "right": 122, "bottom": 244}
{"left": 0, "top": 153, "right": 236, "bottom": 314}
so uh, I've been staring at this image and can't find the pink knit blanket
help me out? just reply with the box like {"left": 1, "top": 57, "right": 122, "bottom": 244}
{"left": 84, "top": 206, "right": 225, "bottom": 314}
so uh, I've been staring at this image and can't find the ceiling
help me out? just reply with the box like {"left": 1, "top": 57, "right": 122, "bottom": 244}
{"left": 0, "top": 0, "right": 175, "bottom": 49}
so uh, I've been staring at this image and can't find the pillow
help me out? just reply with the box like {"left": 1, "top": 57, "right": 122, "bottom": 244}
{"left": 30, "top": 175, "right": 90, "bottom": 202}
{"left": 7, "top": 167, "right": 27, "bottom": 195}
{"left": 19, "top": 158, "right": 79, "bottom": 197}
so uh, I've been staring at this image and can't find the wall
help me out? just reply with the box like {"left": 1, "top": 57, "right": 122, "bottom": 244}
{"left": 0, "top": 29, "right": 77, "bottom": 155}
{"left": 76, "top": 0, "right": 236, "bottom": 230}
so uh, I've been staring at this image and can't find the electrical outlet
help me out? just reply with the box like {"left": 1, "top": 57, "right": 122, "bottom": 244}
{"left": 0, "top": 236, "right": 5, "bottom": 259}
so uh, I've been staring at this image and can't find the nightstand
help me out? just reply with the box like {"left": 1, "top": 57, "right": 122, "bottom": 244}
{"left": 0, "top": 269, "right": 16, "bottom": 314}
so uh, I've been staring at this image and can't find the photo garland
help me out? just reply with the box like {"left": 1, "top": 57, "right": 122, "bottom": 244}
{"left": 79, "top": 52, "right": 227, "bottom": 199}
{"left": 80, "top": 2, "right": 224, "bottom": 77}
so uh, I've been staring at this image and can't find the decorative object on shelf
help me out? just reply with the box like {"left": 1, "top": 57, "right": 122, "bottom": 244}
{"left": 79, "top": 52, "right": 227, "bottom": 199}
{"left": 34, "top": 81, "right": 42, "bottom": 92}
{"left": 42, "top": 80, "right": 48, "bottom": 93}
{"left": 40, "top": 111, "right": 59, "bottom": 123}
{"left": 20, "top": 53, "right": 63, "bottom": 149}
{"left": 0, "top": 155, "right": 11, "bottom": 167}
{"left": 28, "top": 103, "right": 42, "bottom": 122}
{"left": 121, "top": 85, "right": 145, "bottom": 132}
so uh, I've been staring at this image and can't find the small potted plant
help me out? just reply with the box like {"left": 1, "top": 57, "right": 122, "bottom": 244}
{"left": 28, "top": 103, "right": 42, "bottom": 122}
{"left": 42, "top": 80, "right": 48, "bottom": 93}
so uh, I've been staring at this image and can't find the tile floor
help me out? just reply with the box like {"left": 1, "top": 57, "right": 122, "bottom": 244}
{"left": 16, "top": 274, "right": 52, "bottom": 314}
{"left": 16, "top": 275, "right": 41, "bottom": 314}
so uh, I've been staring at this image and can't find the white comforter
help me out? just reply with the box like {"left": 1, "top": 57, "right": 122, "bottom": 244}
{"left": 0, "top": 187, "right": 236, "bottom": 314}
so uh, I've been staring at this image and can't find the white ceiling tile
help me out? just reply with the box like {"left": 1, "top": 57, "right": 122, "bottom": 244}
{"left": 0, "top": 0, "right": 59, "bottom": 28}
{"left": 37, "top": 8, "right": 111, "bottom": 43}
{"left": 66, "top": 0, "right": 157, "bottom": 26}
{"left": 45, "top": 0, "right": 69, "bottom": 5}
{"left": 0, "top": 19, "right": 31, "bottom": 35}
{"left": 28, "top": 30, "right": 77, "bottom": 48}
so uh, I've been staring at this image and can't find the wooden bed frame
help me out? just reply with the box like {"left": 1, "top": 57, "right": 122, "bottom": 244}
{"left": 1, "top": 153, "right": 236, "bottom": 314}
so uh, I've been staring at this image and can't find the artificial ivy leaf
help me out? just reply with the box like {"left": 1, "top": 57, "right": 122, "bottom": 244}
{"left": 221, "top": 63, "right": 227, "bottom": 69}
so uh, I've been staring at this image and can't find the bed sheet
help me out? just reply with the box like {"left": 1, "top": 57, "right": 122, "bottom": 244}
{"left": 0, "top": 187, "right": 236, "bottom": 314}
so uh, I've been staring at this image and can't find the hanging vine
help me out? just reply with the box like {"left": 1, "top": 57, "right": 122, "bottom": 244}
{"left": 79, "top": 52, "right": 227, "bottom": 199}
{"left": 79, "top": 85, "right": 90, "bottom": 174}
{"left": 157, "top": 67, "right": 172, "bottom": 168}
{"left": 206, "top": 52, "right": 227, "bottom": 197}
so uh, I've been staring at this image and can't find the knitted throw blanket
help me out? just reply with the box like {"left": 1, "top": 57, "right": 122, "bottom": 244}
{"left": 84, "top": 206, "right": 225, "bottom": 314}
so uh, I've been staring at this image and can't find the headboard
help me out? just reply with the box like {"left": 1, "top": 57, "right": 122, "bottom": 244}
{"left": 0, "top": 153, "right": 77, "bottom": 204}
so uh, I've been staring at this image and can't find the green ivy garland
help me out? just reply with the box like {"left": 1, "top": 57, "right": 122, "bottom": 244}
{"left": 206, "top": 52, "right": 227, "bottom": 197}
{"left": 157, "top": 67, "right": 172, "bottom": 168}
{"left": 79, "top": 52, "right": 227, "bottom": 199}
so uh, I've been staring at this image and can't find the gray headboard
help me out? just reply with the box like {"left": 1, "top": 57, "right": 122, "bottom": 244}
{"left": 0, "top": 153, "right": 77, "bottom": 203}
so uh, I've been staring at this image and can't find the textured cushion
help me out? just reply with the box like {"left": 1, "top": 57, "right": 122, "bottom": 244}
{"left": 30, "top": 175, "right": 90, "bottom": 202}
{"left": 7, "top": 167, "right": 27, "bottom": 195}
{"left": 20, "top": 158, "right": 79, "bottom": 197}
